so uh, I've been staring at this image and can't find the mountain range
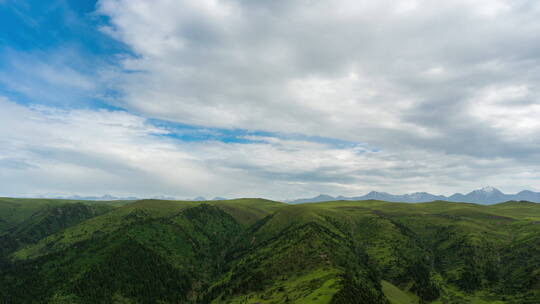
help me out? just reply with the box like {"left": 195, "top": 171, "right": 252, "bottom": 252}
{"left": 27, "top": 187, "right": 540, "bottom": 205}
{"left": 31, "top": 194, "right": 228, "bottom": 201}
{"left": 288, "top": 186, "right": 540, "bottom": 204}
{"left": 1, "top": 196, "right": 539, "bottom": 303}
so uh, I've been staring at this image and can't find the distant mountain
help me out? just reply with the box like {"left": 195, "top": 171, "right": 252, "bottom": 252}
{"left": 447, "top": 186, "right": 510, "bottom": 204}
{"left": 150, "top": 195, "right": 177, "bottom": 200}
{"left": 35, "top": 194, "right": 179, "bottom": 201}
{"left": 289, "top": 191, "right": 446, "bottom": 204}
{"left": 351, "top": 191, "right": 447, "bottom": 203}
{"left": 515, "top": 190, "right": 540, "bottom": 202}
{"left": 289, "top": 187, "right": 540, "bottom": 205}
{"left": 43, "top": 194, "right": 140, "bottom": 201}
{"left": 211, "top": 197, "right": 227, "bottom": 201}
{"left": 33, "top": 194, "right": 228, "bottom": 202}
{"left": 289, "top": 194, "right": 335, "bottom": 204}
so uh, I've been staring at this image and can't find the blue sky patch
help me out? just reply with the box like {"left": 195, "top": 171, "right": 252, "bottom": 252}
{"left": 148, "top": 118, "right": 371, "bottom": 150}
{"left": 0, "top": 0, "right": 130, "bottom": 108}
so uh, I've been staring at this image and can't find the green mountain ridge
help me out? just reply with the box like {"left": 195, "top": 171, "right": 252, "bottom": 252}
{"left": 0, "top": 202, "right": 114, "bottom": 257}
{"left": 0, "top": 198, "right": 539, "bottom": 303}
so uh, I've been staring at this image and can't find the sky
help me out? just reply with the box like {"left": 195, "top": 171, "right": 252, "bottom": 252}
{"left": 1, "top": 0, "right": 540, "bottom": 200}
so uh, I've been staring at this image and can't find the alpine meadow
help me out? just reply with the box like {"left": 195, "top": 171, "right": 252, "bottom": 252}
{"left": 1, "top": 197, "right": 539, "bottom": 303}
{"left": 1, "top": 0, "right": 540, "bottom": 304}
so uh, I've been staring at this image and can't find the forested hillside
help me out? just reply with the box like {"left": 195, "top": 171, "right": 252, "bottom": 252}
{"left": 0, "top": 198, "right": 539, "bottom": 303}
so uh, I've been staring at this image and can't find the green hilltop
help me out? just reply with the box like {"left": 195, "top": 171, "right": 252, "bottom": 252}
{"left": 0, "top": 198, "right": 539, "bottom": 303}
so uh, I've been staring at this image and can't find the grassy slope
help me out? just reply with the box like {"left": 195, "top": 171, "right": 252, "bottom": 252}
{"left": 13, "top": 198, "right": 284, "bottom": 260}
{"left": 2, "top": 199, "right": 286, "bottom": 303}
{"left": 0, "top": 197, "right": 132, "bottom": 233}
{"left": 305, "top": 200, "right": 540, "bottom": 303}
{"left": 0, "top": 203, "right": 115, "bottom": 257}
{"left": 215, "top": 200, "right": 539, "bottom": 303}
{"left": 0, "top": 198, "right": 137, "bottom": 261}
{"left": 2, "top": 199, "right": 539, "bottom": 303}
{"left": 382, "top": 280, "right": 419, "bottom": 304}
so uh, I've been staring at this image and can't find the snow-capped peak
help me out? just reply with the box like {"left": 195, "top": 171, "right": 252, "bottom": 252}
{"left": 480, "top": 186, "right": 497, "bottom": 193}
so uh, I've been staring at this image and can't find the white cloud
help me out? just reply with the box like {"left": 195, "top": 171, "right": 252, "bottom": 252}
{"left": 3, "top": 0, "right": 540, "bottom": 198}
{"left": 1, "top": 98, "right": 539, "bottom": 199}
{"left": 469, "top": 85, "right": 540, "bottom": 140}
{"left": 0, "top": 98, "right": 212, "bottom": 197}
{"left": 96, "top": 0, "right": 540, "bottom": 160}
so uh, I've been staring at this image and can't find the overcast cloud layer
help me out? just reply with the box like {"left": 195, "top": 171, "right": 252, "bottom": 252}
{"left": 1, "top": 0, "right": 540, "bottom": 199}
